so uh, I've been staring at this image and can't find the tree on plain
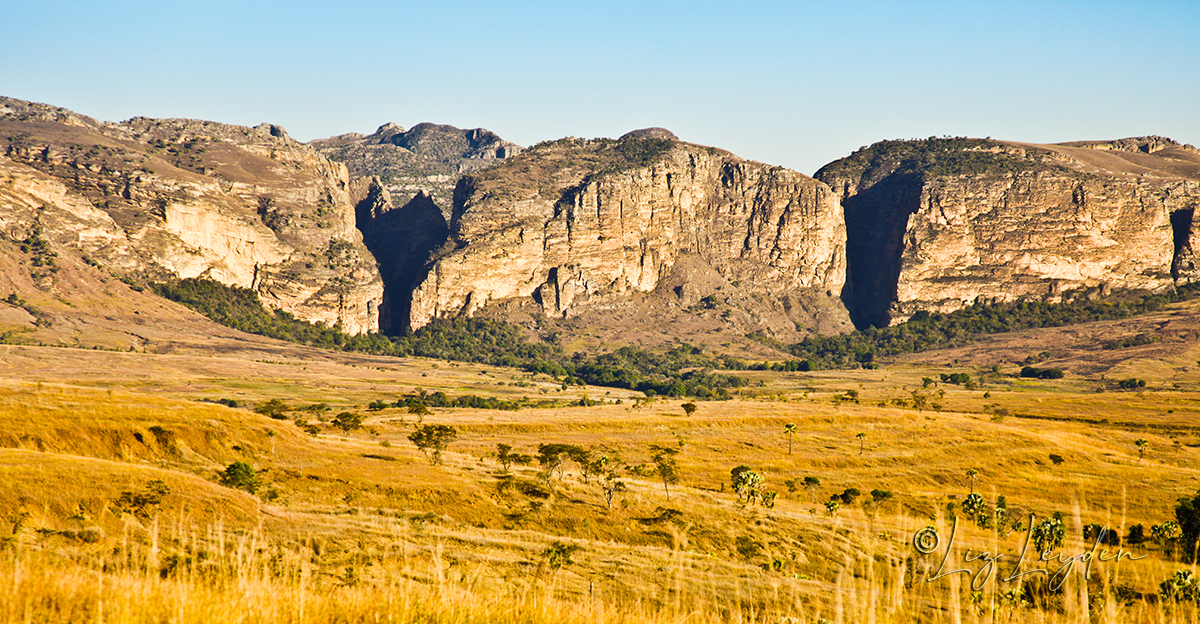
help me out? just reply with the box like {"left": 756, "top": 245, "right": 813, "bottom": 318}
{"left": 784, "top": 423, "right": 797, "bottom": 455}
{"left": 650, "top": 445, "right": 680, "bottom": 500}
{"left": 408, "top": 424, "right": 458, "bottom": 465}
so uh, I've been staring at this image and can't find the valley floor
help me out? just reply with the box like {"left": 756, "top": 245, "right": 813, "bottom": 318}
{"left": 2, "top": 322, "right": 1200, "bottom": 623}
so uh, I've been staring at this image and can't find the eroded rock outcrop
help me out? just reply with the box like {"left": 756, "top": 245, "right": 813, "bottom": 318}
{"left": 407, "top": 135, "right": 849, "bottom": 335}
{"left": 0, "top": 97, "right": 383, "bottom": 333}
{"left": 816, "top": 136, "right": 1200, "bottom": 328}
{"left": 311, "top": 121, "right": 522, "bottom": 217}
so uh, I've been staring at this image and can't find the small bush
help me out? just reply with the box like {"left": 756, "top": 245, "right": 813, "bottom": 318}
{"left": 220, "top": 462, "right": 259, "bottom": 493}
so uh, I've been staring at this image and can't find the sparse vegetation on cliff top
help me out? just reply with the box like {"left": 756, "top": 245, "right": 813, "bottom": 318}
{"left": 816, "top": 136, "right": 1079, "bottom": 185}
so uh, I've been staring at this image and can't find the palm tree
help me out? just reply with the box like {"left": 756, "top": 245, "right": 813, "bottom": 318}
{"left": 855, "top": 432, "right": 866, "bottom": 455}
{"left": 1135, "top": 438, "right": 1149, "bottom": 462}
{"left": 966, "top": 468, "right": 979, "bottom": 493}
{"left": 784, "top": 423, "right": 797, "bottom": 455}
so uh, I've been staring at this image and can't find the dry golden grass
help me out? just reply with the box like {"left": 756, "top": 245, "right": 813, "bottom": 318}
{"left": 2, "top": 331, "right": 1200, "bottom": 623}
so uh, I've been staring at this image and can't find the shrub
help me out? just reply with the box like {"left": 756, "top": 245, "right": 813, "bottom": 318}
{"left": 1083, "top": 523, "right": 1121, "bottom": 546}
{"left": 115, "top": 480, "right": 170, "bottom": 519}
{"left": 1021, "top": 366, "right": 1064, "bottom": 379}
{"left": 543, "top": 541, "right": 580, "bottom": 568}
{"left": 1159, "top": 569, "right": 1200, "bottom": 602}
{"left": 220, "top": 462, "right": 259, "bottom": 493}
{"left": 735, "top": 535, "right": 762, "bottom": 560}
{"left": 255, "top": 399, "right": 288, "bottom": 420}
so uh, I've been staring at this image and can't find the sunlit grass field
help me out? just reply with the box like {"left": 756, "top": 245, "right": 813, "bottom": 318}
{"left": 1, "top": 339, "right": 1199, "bottom": 623}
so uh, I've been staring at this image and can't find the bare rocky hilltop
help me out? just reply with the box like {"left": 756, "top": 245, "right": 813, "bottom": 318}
{"left": 309, "top": 122, "right": 522, "bottom": 217}
{"left": 815, "top": 136, "right": 1200, "bottom": 327}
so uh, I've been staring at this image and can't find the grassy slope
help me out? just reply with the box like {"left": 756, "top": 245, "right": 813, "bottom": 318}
{"left": 2, "top": 308, "right": 1200, "bottom": 622}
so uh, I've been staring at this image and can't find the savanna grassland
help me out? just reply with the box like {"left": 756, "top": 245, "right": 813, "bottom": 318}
{"left": 1, "top": 313, "right": 1200, "bottom": 624}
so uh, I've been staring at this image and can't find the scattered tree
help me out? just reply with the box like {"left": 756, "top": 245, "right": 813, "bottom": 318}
{"left": 496, "top": 443, "right": 515, "bottom": 472}
{"left": 332, "top": 411, "right": 364, "bottom": 434}
{"left": 596, "top": 457, "right": 626, "bottom": 510}
{"left": 1136, "top": 438, "right": 1149, "bottom": 462}
{"left": 856, "top": 432, "right": 867, "bottom": 455}
{"left": 650, "top": 445, "right": 680, "bottom": 500}
{"left": 1176, "top": 491, "right": 1200, "bottom": 562}
{"left": 730, "top": 465, "right": 764, "bottom": 505}
{"left": 1031, "top": 514, "right": 1066, "bottom": 556}
{"left": 966, "top": 468, "right": 979, "bottom": 493}
{"left": 681, "top": 402, "right": 697, "bottom": 417}
{"left": 1152, "top": 520, "right": 1183, "bottom": 550}
{"left": 535, "top": 443, "right": 584, "bottom": 484}
{"left": 1158, "top": 569, "right": 1200, "bottom": 602}
{"left": 408, "top": 403, "right": 430, "bottom": 423}
{"left": 824, "top": 500, "right": 841, "bottom": 516}
{"left": 408, "top": 424, "right": 458, "bottom": 465}
{"left": 1127, "top": 524, "right": 1146, "bottom": 546}
{"left": 784, "top": 423, "right": 797, "bottom": 454}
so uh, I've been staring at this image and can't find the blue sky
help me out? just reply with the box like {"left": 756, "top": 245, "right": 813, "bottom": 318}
{"left": 3, "top": 0, "right": 1197, "bottom": 174}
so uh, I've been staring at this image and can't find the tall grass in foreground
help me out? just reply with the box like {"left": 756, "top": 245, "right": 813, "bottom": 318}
{"left": 2, "top": 516, "right": 1197, "bottom": 624}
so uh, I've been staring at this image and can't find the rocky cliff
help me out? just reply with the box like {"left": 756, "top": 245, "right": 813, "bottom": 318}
{"left": 815, "top": 136, "right": 1200, "bottom": 328}
{"left": 404, "top": 133, "right": 850, "bottom": 342}
{"left": 0, "top": 97, "right": 383, "bottom": 333}
{"left": 310, "top": 122, "right": 522, "bottom": 217}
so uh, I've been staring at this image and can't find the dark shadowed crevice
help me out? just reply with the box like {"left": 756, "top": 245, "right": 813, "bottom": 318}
{"left": 357, "top": 191, "right": 449, "bottom": 334}
{"left": 840, "top": 173, "right": 924, "bottom": 329}
{"left": 1171, "top": 208, "right": 1196, "bottom": 283}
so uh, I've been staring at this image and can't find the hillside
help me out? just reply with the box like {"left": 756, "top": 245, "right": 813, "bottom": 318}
{"left": 0, "top": 96, "right": 383, "bottom": 333}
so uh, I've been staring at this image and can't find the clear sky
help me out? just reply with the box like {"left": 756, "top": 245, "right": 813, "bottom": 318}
{"left": 3, "top": 0, "right": 1197, "bottom": 175}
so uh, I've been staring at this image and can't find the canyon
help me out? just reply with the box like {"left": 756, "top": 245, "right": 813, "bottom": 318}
{"left": 3, "top": 95, "right": 1200, "bottom": 353}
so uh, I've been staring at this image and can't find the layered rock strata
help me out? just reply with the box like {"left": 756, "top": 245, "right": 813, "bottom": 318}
{"left": 406, "top": 135, "right": 849, "bottom": 333}
{"left": 0, "top": 97, "right": 383, "bottom": 333}
{"left": 816, "top": 136, "right": 1200, "bottom": 328}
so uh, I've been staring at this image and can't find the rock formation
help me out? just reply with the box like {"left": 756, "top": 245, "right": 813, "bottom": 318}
{"left": 816, "top": 136, "right": 1200, "bottom": 328}
{"left": 310, "top": 122, "right": 522, "bottom": 217}
{"left": 405, "top": 134, "right": 850, "bottom": 337}
{"left": 0, "top": 97, "right": 383, "bottom": 333}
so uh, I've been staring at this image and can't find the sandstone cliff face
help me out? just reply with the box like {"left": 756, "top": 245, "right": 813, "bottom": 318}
{"left": 816, "top": 136, "right": 1200, "bottom": 328}
{"left": 0, "top": 97, "right": 383, "bottom": 333}
{"left": 407, "top": 136, "right": 848, "bottom": 335}
{"left": 311, "top": 122, "right": 522, "bottom": 217}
